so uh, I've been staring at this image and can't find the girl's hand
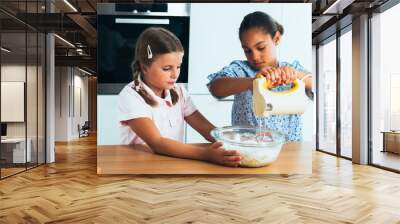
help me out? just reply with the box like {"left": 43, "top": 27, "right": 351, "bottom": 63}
{"left": 258, "top": 66, "right": 283, "bottom": 88}
{"left": 278, "top": 66, "right": 297, "bottom": 85}
{"left": 205, "top": 142, "right": 242, "bottom": 167}
{"left": 258, "top": 66, "right": 298, "bottom": 87}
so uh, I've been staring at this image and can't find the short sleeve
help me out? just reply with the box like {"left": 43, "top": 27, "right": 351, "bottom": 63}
{"left": 206, "top": 60, "right": 250, "bottom": 99}
{"left": 118, "top": 85, "right": 152, "bottom": 123}
{"left": 206, "top": 60, "right": 248, "bottom": 88}
{"left": 283, "top": 60, "right": 311, "bottom": 74}
{"left": 177, "top": 84, "right": 197, "bottom": 117}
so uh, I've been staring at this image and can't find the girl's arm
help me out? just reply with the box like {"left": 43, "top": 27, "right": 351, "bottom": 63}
{"left": 126, "top": 118, "right": 241, "bottom": 166}
{"left": 127, "top": 118, "right": 206, "bottom": 159}
{"left": 296, "top": 71, "right": 313, "bottom": 91}
{"left": 209, "top": 77, "right": 254, "bottom": 98}
{"left": 184, "top": 111, "right": 216, "bottom": 142}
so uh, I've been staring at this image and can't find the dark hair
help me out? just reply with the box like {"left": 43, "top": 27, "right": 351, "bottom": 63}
{"left": 239, "top": 11, "right": 284, "bottom": 40}
{"left": 131, "top": 27, "right": 183, "bottom": 107}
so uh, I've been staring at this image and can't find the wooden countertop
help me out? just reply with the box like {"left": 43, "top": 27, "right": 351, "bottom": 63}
{"left": 97, "top": 142, "right": 312, "bottom": 175}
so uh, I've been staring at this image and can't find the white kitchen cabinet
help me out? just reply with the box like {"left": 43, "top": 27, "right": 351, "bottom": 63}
{"left": 97, "top": 95, "right": 120, "bottom": 145}
{"left": 185, "top": 94, "right": 233, "bottom": 143}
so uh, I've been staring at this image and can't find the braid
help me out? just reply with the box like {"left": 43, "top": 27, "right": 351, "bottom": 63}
{"left": 137, "top": 87, "right": 158, "bottom": 107}
{"left": 131, "top": 60, "right": 141, "bottom": 86}
{"left": 170, "top": 88, "right": 179, "bottom": 105}
{"left": 131, "top": 60, "right": 158, "bottom": 107}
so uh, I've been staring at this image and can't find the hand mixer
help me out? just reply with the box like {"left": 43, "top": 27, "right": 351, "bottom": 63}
{"left": 252, "top": 73, "right": 310, "bottom": 116}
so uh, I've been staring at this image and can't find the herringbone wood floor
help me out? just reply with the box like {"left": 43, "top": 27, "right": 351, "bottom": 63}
{"left": 1, "top": 135, "right": 400, "bottom": 224}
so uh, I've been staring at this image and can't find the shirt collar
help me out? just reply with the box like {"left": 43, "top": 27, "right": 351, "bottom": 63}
{"left": 136, "top": 75, "right": 173, "bottom": 106}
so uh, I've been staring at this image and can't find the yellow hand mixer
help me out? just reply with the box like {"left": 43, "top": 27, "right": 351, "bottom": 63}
{"left": 252, "top": 73, "right": 310, "bottom": 116}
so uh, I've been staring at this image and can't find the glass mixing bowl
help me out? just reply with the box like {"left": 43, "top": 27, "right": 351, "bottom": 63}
{"left": 210, "top": 126, "right": 286, "bottom": 168}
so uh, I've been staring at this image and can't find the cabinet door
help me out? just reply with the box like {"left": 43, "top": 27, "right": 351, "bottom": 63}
{"left": 188, "top": 3, "right": 282, "bottom": 94}
{"left": 97, "top": 95, "right": 120, "bottom": 145}
{"left": 185, "top": 94, "right": 233, "bottom": 143}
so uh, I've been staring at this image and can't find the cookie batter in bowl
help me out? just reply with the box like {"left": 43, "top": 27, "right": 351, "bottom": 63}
{"left": 210, "top": 126, "right": 285, "bottom": 167}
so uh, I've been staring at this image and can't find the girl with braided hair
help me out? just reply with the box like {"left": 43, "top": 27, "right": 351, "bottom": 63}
{"left": 118, "top": 27, "right": 242, "bottom": 167}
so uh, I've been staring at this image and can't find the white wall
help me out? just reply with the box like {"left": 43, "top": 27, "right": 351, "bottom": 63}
{"left": 55, "top": 67, "right": 68, "bottom": 141}
{"left": 72, "top": 72, "right": 89, "bottom": 138}
{"left": 54, "top": 67, "right": 89, "bottom": 141}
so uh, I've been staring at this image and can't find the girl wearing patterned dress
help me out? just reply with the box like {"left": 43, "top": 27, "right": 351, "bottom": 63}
{"left": 207, "top": 11, "right": 313, "bottom": 141}
{"left": 119, "top": 27, "right": 242, "bottom": 166}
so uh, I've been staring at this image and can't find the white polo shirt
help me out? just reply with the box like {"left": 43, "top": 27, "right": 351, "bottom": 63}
{"left": 118, "top": 81, "right": 197, "bottom": 146}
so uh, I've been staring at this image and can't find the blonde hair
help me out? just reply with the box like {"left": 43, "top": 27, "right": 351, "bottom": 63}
{"left": 131, "top": 27, "right": 183, "bottom": 107}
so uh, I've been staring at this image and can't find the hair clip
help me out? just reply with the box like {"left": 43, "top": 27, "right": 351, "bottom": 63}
{"left": 147, "top": 45, "right": 153, "bottom": 59}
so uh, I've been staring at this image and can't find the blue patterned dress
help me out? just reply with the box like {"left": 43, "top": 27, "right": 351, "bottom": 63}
{"left": 207, "top": 60, "right": 309, "bottom": 142}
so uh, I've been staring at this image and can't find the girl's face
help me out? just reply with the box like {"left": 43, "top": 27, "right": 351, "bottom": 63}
{"left": 240, "top": 27, "right": 281, "bottom": 70}
{"left": 141, "top": 51, "right": 183, "bottom": 97}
